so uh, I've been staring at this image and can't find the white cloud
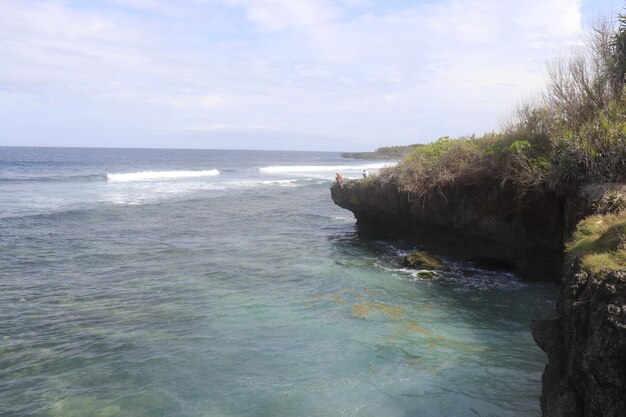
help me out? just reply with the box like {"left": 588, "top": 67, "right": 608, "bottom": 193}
{"left": 171, "top": 124, "right": 285, "bottom": 133}
{"left": 166, "top": 94, "right": 230, "bottom": 110}
{"left": 224, "top": 0, "right": 340, "bottom": 31}
{"left": 0, "top": 0, "right": 592, "bottom": 150}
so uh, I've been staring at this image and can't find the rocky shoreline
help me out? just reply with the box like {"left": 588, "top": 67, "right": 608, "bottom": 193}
{"left": 331, "top": 179, "right": 569, "bottom": 281}
{"left": 331, "top": 179, "right": 626, "bottom": 416}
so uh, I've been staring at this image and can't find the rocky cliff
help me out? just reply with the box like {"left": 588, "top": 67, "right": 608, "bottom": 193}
{"left": 532, "top": 260, "right": 626, "bottom": 417}
{"left": 331, "top": 179, "right": 567, "bottom": 281}
{"left": 332, "top": 179, "right": 626, "bottom": 416}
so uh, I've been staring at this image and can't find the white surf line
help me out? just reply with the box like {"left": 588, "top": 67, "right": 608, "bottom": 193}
{"left": 106, "top": 170, "right": 220, "bottom": 182}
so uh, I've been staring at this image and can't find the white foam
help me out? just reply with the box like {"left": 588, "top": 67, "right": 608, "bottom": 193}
{"left": 106, "top": 170, "right": 220, "bottom": 183}
{"left": 218, "top": 179, "right": 299, "bottom": 188}
{"left": 98, "top": 178, "right": 305, "bottom": 206}
{"left": 259, "top": 163, "right": 391, "bottom": 174}
{"left": 376, "top": 259, "right": 526, "bottom": 291}
{"left": 331, "top": 216, "right": 354, "bottom": 222}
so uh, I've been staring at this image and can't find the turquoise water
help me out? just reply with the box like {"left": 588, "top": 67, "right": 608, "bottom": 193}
{"left": 0, "top": 147, "right": 556, "bottom": 416}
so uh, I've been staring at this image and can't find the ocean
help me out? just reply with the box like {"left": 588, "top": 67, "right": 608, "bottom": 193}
{"left": 0, "top": 147, "right": 557, "bottom": 417}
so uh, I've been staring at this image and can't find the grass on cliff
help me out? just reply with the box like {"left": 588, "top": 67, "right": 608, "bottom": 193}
{"left": 566, "top": 212, "right": 626, "bottom": 274}
{"left": 377, "top": 14, "right": 626, "bottom": 199}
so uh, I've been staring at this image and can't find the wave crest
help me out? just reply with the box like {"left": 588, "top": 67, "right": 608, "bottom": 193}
{"left": 106, "top": 170, "right": 220, "bottom": 183}
{"left": 259, "top": 163, "right": 390, "bottom": 174}
{"left": 258, "top": 163, "right": 394, "bottom": 179}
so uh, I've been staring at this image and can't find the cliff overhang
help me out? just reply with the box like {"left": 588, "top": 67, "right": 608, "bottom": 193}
{"left": 331, "top": 179, "right": 569, "bottom": 281}
{"left": 331, "top": 180, "right": 625, "bottom": 282}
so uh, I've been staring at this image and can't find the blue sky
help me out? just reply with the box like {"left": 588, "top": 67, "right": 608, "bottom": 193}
{"left": 0, "top": 0, "right": 623, "bottom": 151}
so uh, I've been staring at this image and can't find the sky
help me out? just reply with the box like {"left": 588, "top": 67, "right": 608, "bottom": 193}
{"left": 0, "top": 0, "right": 624, "bottom": 151}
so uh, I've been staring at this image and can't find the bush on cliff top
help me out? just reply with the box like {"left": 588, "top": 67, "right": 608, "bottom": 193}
{"left": 566, "top": 211, "right": 626, "bottom": 274}
{"left": 378, "top": 14, "right": 626, "bottom": 199}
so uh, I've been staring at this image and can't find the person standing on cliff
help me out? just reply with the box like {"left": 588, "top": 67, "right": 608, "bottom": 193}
{"left": 335, "top": 173, "right": 343, "bottom": 183}
{"left": 362, "top": 170, "right": 368, "bottom": 178}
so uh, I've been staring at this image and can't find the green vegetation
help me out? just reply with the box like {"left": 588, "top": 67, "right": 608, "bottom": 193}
{"left": 358, "top": 172, "right": 379, "bottom": 187}
{"left": 375, "top": 145, "right": 422, "bottom": 158}
{"left": 376, "top": 14, "right": 626, "bottom": 199}
{"left": 566, "top": 212, "right": 626, "bottom": 274}
{"left": 594, "top": 189, "right": 626, "bottom": 214}
{"left": 341, "top": 144, "right": 422, "bottom": 160}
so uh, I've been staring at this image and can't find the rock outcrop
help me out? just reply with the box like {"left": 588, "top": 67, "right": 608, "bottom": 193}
{"left": 331, "top": 179, "right": 566, "bottom": 281}
{"left": 402, "top": 251, "right": 448, "bottom": 270}
{"left": 532, "top": 260, "right": 626, "bottom": 417}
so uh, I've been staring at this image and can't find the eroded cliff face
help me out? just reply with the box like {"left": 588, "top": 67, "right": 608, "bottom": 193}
{"left": 532, "top": 261, "right": 626, "bottom": 417}
{"left": 332, "top": 179, "right": 626, "bottom": 415}
{"left": 331, "top": 179, "right": 566, "bottom": 281}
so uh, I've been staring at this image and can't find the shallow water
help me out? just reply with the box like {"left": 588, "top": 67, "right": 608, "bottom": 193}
{"left": 0, "top": 147, "right": 556, "bottom": 416}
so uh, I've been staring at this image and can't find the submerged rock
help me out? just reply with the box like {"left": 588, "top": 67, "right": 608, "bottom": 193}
{"left": 416, "top": 270, "right": 439, "bottom": 280}
{"left": 403, "top": 251, "right": 448, "bottom": 271}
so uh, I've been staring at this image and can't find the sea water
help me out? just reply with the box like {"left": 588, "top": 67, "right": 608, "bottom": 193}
{"left": 0, "top": 147, "right": 557, "bottom": 417}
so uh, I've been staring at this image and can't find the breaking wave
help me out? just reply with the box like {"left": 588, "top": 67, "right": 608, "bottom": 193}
{"left": 259, "top": 163, "right": 390, "bottom": 174}
{"left": 258, "top": 163, "right": 394, "bottom": 179}
{"left": 106, "top": 170, "right": 220, "bottom": 183}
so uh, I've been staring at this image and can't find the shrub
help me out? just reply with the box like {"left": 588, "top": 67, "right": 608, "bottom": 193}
{"left": 376, "top": 13, "right": 626, "bottom": 199}
{"left": 594, "top": 189, "right": 626, "bottom": 214}
{"left": 380, "top": 136, "right": 487, "bottom": 198}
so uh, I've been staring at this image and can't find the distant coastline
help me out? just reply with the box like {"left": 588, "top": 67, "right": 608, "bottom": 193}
{"left": 340, "top": 144, "right": 421, "bottom": 160}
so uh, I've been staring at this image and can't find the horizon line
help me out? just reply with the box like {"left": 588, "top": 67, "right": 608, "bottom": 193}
{"left": 0, "top": 144, "right": 357, "bottom": 154}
